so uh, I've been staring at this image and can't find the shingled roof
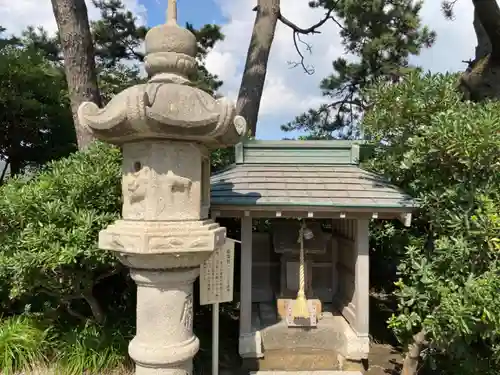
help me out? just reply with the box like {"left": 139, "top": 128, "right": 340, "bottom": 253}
{"left": 210, "top": 140, "right": 416, "bottom": 216}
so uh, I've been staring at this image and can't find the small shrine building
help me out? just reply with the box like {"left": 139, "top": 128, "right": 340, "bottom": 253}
{"left": 210, "top": 140, "right": 415, "bottom": 370}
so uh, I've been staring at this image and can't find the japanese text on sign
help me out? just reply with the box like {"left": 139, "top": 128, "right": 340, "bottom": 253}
{"left": 199, "top": 239, "right": 235, "bottom": 305}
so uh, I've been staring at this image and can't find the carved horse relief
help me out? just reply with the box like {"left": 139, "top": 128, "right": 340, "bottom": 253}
{"left": 124, "top": 156, "right": 194, "bottom": 218}
{"left": 126, "top": 164, "right": 149, "bottom": 208}
{"left": 165, "top": 170, "right": 192, "bottom": 198}
{"left": 165, "top": 147, "right": 194, "bottom": 205}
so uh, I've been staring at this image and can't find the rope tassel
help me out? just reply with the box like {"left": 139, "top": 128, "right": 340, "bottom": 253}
{"left": 291, "top": 220, "right": 310, "bottom": 319}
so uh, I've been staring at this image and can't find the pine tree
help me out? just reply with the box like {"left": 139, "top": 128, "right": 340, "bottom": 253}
{"left": 281, "top": 0, "right": 435, "bottom": 139}
{"left": 0, "top": 0, "right": 225, "bottom": 177}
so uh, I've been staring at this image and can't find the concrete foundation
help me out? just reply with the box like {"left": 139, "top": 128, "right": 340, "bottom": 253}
{"left": 251, "top": 372, "right": 362, "bottom": 375}
{"left": 246, "top": 302, "right": 369, "bottom": 366}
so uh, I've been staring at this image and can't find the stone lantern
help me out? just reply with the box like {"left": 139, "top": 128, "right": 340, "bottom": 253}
{"left": 77, "top": 0, "right": 247, "bottom": 373}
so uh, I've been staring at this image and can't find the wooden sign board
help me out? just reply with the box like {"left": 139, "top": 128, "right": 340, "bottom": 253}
{"left": 199, "top": 239, "right": 235, "bottom": 305}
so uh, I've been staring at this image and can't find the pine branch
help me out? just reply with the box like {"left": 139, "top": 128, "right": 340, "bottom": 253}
{"left": 277, "top": 2, "right": 344, "bottom": 74}
{"left": 278, "top": 8, "right": 338, "bottom": 34}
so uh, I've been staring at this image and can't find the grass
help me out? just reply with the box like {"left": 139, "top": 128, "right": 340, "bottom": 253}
{"left": 0, "top": 306, "right": 242, "bottom": 375}
{"left": 0, "top": 315, "right": 51, "bottom": 375}
{"left": 0, "top": 315, "right": 133, "bottom": 375}
{"left": 15, "top": 364, "right": 134, "bottom": 375}
{"left": 52, "top": 321, "right": 132, "bottom": 375}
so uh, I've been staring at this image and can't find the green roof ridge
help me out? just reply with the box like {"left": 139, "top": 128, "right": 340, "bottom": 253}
{"left": 235, "top": 140, "right": 364, "bottom": 165}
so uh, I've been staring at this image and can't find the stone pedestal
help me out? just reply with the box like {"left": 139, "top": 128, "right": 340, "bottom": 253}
{"left": 129, "top": 268, "right": 200, "bottom": 375}
{"left": 77, "top": 2, "right": 246, "bottom": 373}
{"left": 239, "top": 331, "right": 264, "bottom": 359}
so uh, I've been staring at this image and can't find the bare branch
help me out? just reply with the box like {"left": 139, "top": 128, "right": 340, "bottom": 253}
{"left": 328, "top": 98, "right": 364, "bottom": 109}
{"left": 279, "top": 4, "right": 346, "bottom": 75}
{"left": 287, "top": 33, "right": 315, "bottom": 74}
{"left": 278, "top": 8, "right": 338, "bottom": 34}
{"left": 441, "top": 0, "right": 459, "bottom": 19}
{"left": 462, "top": 59, "right": 475, "bottom": 72}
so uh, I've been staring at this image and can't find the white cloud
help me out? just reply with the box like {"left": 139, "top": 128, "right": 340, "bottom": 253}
{"left": 0, "top": 0, "right": 147, "bottom": 37}
{"left": 205, "top": 50, "right": 238, "bottom": 84}
{"left": 205, "top": 0, "right": 344, "bottom": 136}
{"left": 0, "top": 0, "right": 147, "bottom": 75}
{"left": 410, "top": 0, "right": 476, "bottom": 73}
{"left": 207, "top": 0, "right": 477, "bottom": 139}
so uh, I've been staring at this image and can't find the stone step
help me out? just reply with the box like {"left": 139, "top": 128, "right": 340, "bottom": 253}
{"left": 244, "top": 349, "right": 342, "bottom": 372}
{"left": 250, "top": 372, "right": 363, "bottom": 375}
{"left": 260, "top": 313, "right": 349, "bottom": 352}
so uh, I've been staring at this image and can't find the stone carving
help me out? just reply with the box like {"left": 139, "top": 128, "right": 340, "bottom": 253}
{"left": 78, "top": 0, "right": 244, "bottom": 372}
{"left": 120, "top": 141, "right": 205, "bottom": 221}
{"left": 99, "top": 220, "right": 225, "bottom": 257}
{"left": 77, "top": 81, "right": 246, "bottom": 147}
{"left": 181, "top": 293, "right": 194, "bottom": 331}
{"left": 109, "top": 235, "right": 124, "bottom": 251}
{"left": 144, "top": 54, "right": 196, "bottom": 85}
{"left": 234, "top": 115, "right": 247, "bottom": 136}
{"left": 152, "top": 237, "right": 185, "bottom": 250}
{"left": 188, "top": 239, "right": 208, "bottom": 248}
{"left": 165, "top": 170, "right": 192, "bottom": 194}
{"left": 127, "top": 165, "right": 149, "bottom": 205}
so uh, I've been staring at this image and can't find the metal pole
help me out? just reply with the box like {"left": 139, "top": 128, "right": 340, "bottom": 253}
{"left": 212, "top": 302, "right": 220, "bottom": 375}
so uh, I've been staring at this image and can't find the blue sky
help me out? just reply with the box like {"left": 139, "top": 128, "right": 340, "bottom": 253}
{"left": 139, "top": 0, "right": 297, "bottom": 140}
{"left": 136, "top": 0, "right": 343, "bottom": 140}
{"left": 141, "top": 0, "right": 303, "bottom": 141}
{"left": 142, "top": 0, "right": 226, "bottom": 29}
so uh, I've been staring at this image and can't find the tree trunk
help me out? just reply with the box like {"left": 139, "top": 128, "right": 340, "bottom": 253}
{"left": 51, "top": 0, "right": 101, "bottom": 150}
{"left": 9, "top": 158, "right": 21, "bottom": 176}
{"left": 83, "top": 291, "right": 105, "bottom": 324}
{"left": 0, "top": 160, "right": 9, "bottom": 185}
{"left": 401, "top": 330, "right": 427, "bottom": 375}
{"left": 472, "top": 0, "right": 500, "bottom": 60}
{"left": 473, "top": 10, "right": 491, "bottom": 60}
{"left": 459, "top": 0, "right": 500, "bottom": 101}
{"left": 236, "top": 0, "right": 280, "bottom": 137}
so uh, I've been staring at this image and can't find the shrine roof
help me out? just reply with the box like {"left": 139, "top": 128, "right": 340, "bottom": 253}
{"left": 210, "top": 140, "right": 416, "bottom": 216}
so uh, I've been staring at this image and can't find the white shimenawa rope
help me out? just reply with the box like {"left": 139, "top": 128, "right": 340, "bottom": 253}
{"left": 298, "top": 223, "right": 306, "bottom": 299}
{"left": 292, "top": 219, "right": 309, "bottom": 319}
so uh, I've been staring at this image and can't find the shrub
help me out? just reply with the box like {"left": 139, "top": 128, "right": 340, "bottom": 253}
{"left": 0, "top": 139, "right": 239, "bottom": 372}
{"left": 0, "top": 142, "right": 123, "bottom": 323}
{"left": 363, "top": 72, "right": 500, "bottom": 374}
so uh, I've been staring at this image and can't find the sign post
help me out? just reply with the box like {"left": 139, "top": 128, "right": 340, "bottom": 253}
{"left": 199, "top": 239, "right": 235, "bottom": 375}
{"left": 212, "top": 302, "right": 219, "bottom": 375}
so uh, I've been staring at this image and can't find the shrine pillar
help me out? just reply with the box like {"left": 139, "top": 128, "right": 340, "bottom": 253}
{"left": 77, "top": 1, "right": 246, "bottom": 373}
{"left": 351, "top": 218, "right": 370, "bottom": 358}
{"left": 239, "top": 215, "right": 263, "bottom": 358}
